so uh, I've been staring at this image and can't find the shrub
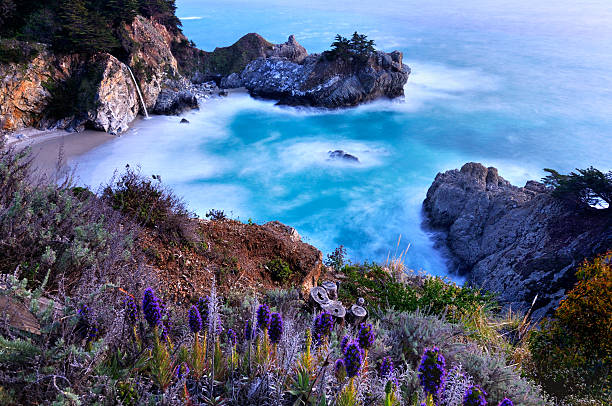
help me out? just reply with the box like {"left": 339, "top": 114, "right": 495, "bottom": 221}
{"left": 0, "top": 142, "right": 136, "bottom": 289}
{"left": 338, "top": 263, "right": 495, "bottom": 322}
{"left": 102, "top": 166, "right": 196, "bottom": 244}
{"left": 528, "top": 252, "right": 612, "bottom": 402}
{"left": 264, "top": 257, "right": 294, "bottom": 284}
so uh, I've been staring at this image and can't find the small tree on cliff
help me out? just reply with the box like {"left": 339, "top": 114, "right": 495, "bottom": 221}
{"left": 543, "top": 167, "right": 612, "bottom": 210}
{"left": 327, "top": 32, "right": 376, "bottom": 62}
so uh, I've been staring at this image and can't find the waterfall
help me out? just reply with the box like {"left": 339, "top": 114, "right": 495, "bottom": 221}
{"left": 126, "top": 65, "right": 149, "bottom": 119}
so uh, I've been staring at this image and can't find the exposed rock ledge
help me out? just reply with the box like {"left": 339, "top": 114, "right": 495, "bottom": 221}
{"left": 423, "top": 162, "right": 612, "bottom": 319}
{"left": 221, "top": 36, "right": 410, "bottom": 108}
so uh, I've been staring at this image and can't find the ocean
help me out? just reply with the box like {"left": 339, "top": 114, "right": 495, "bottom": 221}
{"left": 71, "top": 0, "right": 612, "bottom": 279}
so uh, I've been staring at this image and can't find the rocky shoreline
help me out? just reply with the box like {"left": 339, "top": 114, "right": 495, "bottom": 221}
{"left": 1, "top": 26, "right": 409, "bottom": 136}
{"left": 423, "top": 162, "right": 612, "bottom": 319}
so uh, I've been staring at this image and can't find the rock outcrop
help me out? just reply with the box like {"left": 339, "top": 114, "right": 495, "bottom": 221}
{"left": 0, "top": 49, "right": 139, "bottom": 134}
{"left": 423, "top": 162, "right": 612, "bottom": 319}
{"left": 1, "top": 16, "right": 204, "bottom": 135}
{"left": 222, "top": 36, "right": 410, "bottom": 108}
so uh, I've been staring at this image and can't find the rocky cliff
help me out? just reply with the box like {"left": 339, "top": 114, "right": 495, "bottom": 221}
{"left": 221, "top": 36, "right": 410, "bottom": 108}
{"left": 0, "top": 16, "right": 209, "bottom": 135}
{"left": 423, "top": 163, "right": 612, "bottom": 319}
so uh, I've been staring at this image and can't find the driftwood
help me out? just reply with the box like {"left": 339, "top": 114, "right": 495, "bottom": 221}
{"left": 346, "top": 304, "right": 367, "bottom": 325}
{"left": 321, "top": 301, "right": 346, "bottom": 319}
{"left": 321, "top": 281, "right": 338, "bottom": 300}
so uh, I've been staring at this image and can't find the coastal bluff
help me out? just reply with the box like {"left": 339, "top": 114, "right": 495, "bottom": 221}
{"left": 423, "top": 162, "right": 612, "bottom": 319}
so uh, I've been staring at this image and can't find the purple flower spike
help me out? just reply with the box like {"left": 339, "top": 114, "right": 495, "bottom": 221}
{"left": 188, "top": 305, "right": 202, "bottom": 333}
{"left": 124, "top": 296, "right": 138, "bottom": 325}
{"left": 176, "top": 362, "right": 190, "bottom": 380}
{"left": 268, "top": 312, "right": 283, "bottom": 344}
{"left": 314, "top": 311, "right": 334, "bottom": 342}
{"left": 357, "top": 323, "right": 375, "bottom": 350}
{"left": 497, "top": 398, "right": 512, "bottom": 406}
{"left": 340, "top": 335, "right": 351, "bottom": 354}
{"left": 197, "top": 296, "right": 210, "bottom": 325}
{"left": 256, "top": 304, "right": 271, "bottom": 331}
{"left": 418, "top": 347, "right": 447, "bottom": 400}
{"left": 344, "top": 341, "right": 363, "bottom": 378}
{"left": 378, "top": 356, "right": 394, "bottom": 378}
{"left": 244, "top": 319, "right": 255, "bottom": 340}
{"left": 227, "top": 328, "right": 237, "bottom": 346}
{"left": 142, "top": 288, "right": 163, "bottom": 328}
{"left": 463, "top": 384, "right": 487, "bottom": 406}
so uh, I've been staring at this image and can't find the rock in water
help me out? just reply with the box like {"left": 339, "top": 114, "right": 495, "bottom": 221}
{"left": 222, "top": 35, "right": 410, "bottom": 107}
{"left": 328, "top": 150, "right": 359, "bottom": 162}
{"left": 423, "top": 162, "right": 612, "bottom": 319}
{"left": 180, "top": 118, "right": 189, "bottom": 124}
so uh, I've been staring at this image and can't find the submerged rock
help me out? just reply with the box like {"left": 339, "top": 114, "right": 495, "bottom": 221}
{"left": 423, "top": 162, "right": 612, "bottom": 318}
{"left": 222, "top": 35, "right": 409, "bottom": 107}
{"left": 328, "top": 150, "right": 359, "bottom": 162}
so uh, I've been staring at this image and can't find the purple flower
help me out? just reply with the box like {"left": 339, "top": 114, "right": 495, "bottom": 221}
{"left": 340, "top": 335, "right": 351, "bottom": 354}
{"left": 256, "top": 304, "right": 271, "bottom": 331}
{"left": 227, "top": 328, "right": 237, "bottom": 347}
{"left": 463, "top": 385, "right": 487, "bottom": 406}
{"left": 418, "top": 347, "right": 447, "bottom": 399}
{"left": 142, "top": 288, "right": 163, "bottom": 328}
{"left": 357, "top": 323, "right": 375, "bottom": 350}
{"left": 314, "top": 311, "right": 334, "bottom": 342}
{"left": 197, "top": 296, "right": 210, "bottom": 325}
{"left": 378, "top": 356, "right": 394, "bottom": 378}
{"left": 244, "top": 319, "right": 255, "bottom": 340}
{"left": 497, "top": 398, "right": 512, "bottom": 406}
{"left": 176, "top": 362, "right": 190, "bottom": 380}
{"left": 268, "top": 312, "right": 283, "bottom": 344}
{"left": 124, "top": 296, "right": 138, "bottom": 325}
{"left": 344, "top": 340, "right": 363, "bottom": 378}
{"left": 188, "top": 305, "right": 202, "bottom": 333}
{"left": 334, "top": 358, "right": 347, "bottom": 380}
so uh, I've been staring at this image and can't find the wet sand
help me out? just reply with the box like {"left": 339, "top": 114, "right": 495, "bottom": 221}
{"left": 9, "top": 129, "right": 116, "bottom": 179}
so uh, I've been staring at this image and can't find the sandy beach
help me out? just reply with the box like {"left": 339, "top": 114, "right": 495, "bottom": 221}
{"left": 5, "top": 128, "right": 116, "bottom": 179}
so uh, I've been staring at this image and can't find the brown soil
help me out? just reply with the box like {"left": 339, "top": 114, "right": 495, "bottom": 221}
{"left": 140, "top": 219, "right": 323, "bottom": 304}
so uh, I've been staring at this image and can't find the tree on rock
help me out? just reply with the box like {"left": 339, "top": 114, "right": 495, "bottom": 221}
{"left": 543, "top": 167, "right": 612, "bottom": 210}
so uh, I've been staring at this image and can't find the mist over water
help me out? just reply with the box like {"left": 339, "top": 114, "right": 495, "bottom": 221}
{"left": 72, "top": 0, "right": 612, "bottom": 279}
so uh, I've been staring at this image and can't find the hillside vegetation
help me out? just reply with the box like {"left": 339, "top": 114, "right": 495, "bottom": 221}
{"left": 0, "top": 0, "right": 181, "bottom": 55}
{"left": 0, "top": 140, "right": 610, "bottom": 405}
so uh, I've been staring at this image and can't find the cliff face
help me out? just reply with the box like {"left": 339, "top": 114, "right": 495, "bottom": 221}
{"left": 222, "top": 36, "right": 410, "bottom": 108}
{"left": 424, "top": 163, "right": 612, "bottom": 319}
{"left": 0, "top": 16, "right": 205, "bottom": 135}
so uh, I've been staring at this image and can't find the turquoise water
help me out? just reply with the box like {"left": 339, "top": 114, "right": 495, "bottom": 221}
{"left": 72, "top": 0, "right": 612, "bottom": 278}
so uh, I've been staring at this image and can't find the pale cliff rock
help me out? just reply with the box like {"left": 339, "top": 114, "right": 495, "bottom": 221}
{"left": 423, "top": 162, "right": 612, "bottom": 318}
{"left": 89, "top": 53, "right": 139, "bottom": 134}
{"left": 122, "top": 16, "right": 181, "bottom": 110}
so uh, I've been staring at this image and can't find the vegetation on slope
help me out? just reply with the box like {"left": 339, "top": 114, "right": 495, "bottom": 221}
{"left": 0, "top": 0, "right": 181, "bottom": 56}
{"left": 0, "top": 143, "right": 609, "bottom": 405}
